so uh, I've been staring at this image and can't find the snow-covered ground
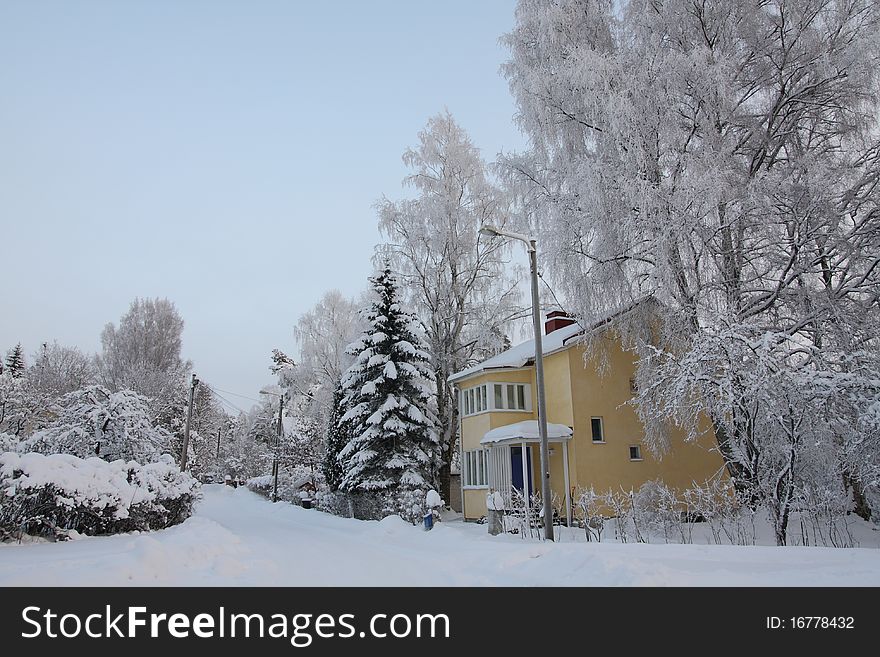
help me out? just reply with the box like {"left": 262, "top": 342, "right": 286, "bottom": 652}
{"left": 1, "top": 484, "right": 879, "bottom": 586}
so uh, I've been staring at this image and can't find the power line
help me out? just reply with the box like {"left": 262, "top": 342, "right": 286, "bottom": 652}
{"left": 204, "top": 386, "right": 248, "bottom": 415}
{"left": 208, "top": 386, "right": 266, "bottom": 404}
{"left": 538, "top": 271, "right": 584, "bottom": 328}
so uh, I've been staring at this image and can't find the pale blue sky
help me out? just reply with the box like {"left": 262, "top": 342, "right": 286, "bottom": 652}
{"left": 0, "top": 0, "right": 526, "bottom": 405}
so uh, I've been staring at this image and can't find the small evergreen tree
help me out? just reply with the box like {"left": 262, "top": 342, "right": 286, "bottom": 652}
{"left": 338, "top": 267, "right": 438, "bottom": 495}
{"left": 322, "top": 382, "right": 347, "bottom": 492}
{"left": 5, "top": 344, "right": 25, "bottom": 378}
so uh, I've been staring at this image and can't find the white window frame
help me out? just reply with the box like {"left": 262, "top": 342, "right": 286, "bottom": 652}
{"left": 629, "top": 444, "right": 643, "bottom": 461}
{"left": 459, "top": 382, "right": 532, "bottom": 417}
{"left": 591, "top": 416, "right": 605, "bottom": 443}
{"left": 462, "top": 449, "right": 489, "bottom": 488}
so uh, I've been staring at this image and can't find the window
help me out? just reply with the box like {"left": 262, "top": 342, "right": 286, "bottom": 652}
{"left": 463, "top": 449, "right": 488, "bottom": 487}
{"left": 460, "top": 382, "right": 530, "bottom": 416}
{"left": 591, "top": 417, "right": 604, "bottom": 443}
{"left": 495, "top": 383, "right": 527, "bottom": 411}
{"left": 629, "top": 445, "right": 642, "bottom": 461}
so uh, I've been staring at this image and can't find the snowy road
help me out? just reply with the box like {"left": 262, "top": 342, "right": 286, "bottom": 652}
{"left": 1, "top": 484, "right": 879, "bottom": 586}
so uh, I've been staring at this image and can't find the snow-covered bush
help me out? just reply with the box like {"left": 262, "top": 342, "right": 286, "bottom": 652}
{"left": 383, "top": 488, "right": 431, "bottom": 525}
{"left": 24, "top": 385, "right": 172, "bottom": 463}
{"left": 0, "top": 432, "right": 20, "bottom": 453}
{"left": 246, "top": 467, "right": 322, "bottom": 507}
{"left": 790, "top": 483, "right": 856, "bottom": 548}
{"left": 245, "top": 475, "right": 276, "bottom": 499}
{"left": 313, "top": 489, "right": 350, "bottom": 517}
{"left": 575, "top": 486, "right": 609, "bottom": 542}
{"left": 505, "top": 489, "right": 545, "bottom": 539}
{"left": 0, "top": 452, "right": 200, "bottom": 541}
{"left": 333, "top": 487, "right": 429, "bottom": 523}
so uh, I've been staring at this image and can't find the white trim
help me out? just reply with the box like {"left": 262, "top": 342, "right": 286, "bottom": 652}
{"left": 563, "top": 441, "right": 572, "bottom": 527}
{"left": 590, "top": 416, "right": 605, "bottom": 443}
{"left": 460, "top": 381, "right": 532, "bottom": 418}
{"left": 520, "top": 443, "right": 530, "bottom": 519}
{"left": 462, "top": 448, "right": 489, "bottom": 487}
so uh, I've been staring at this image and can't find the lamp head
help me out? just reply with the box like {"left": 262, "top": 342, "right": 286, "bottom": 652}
{"left": 479, "top": 225, "right": 502, "bottom": 238}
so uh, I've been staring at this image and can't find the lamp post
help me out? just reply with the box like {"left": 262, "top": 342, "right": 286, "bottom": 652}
{"left": 259, "top": 387, "right": 285, "bottom": 503}
{"left": 479, "top": 225, "right": 554, "bottom": 541}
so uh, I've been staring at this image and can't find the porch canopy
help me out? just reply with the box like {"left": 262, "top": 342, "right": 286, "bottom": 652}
{"left": 480, "top": 420, "right": 572, "bottom": 445}
{"left": 480, "top": 421, "right": 573, "bottom": 527}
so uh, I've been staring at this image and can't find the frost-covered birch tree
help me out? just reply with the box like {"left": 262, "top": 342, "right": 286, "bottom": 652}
{"left": 338, "top": 267, "right": 439, "bottom": 495}
{"left": 503, "top": 0, "right": 880, "bottom": 542}
{"left": 289, "top": 290, "right": 363, "bottom": 432}
{"left": 97, "top": 298, "right": 192, "bottom": 441}
{"left": 377, "top": 111, "right": 521, "bottom": 502}
{"left": 28, "top": 342, "right": 95, "bottom": 401}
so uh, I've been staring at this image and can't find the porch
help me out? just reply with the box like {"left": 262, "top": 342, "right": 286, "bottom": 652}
{"left": 480, "top": 420, "right": 573, "bottom": 527}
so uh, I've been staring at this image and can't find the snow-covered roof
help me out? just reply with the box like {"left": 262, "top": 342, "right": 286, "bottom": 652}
{"left": 449, "top": 297, "right": 658, "bottom": 384}
{"left": 449, "top": 321, "right": 584, "bottom": 383}
{"left": 480, "top": 421, "right": 573, "bottom": 445}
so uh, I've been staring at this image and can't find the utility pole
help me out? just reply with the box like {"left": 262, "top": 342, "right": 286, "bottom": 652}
{"left": 179, "top": 373, "right": 199, "bottom": 470}
{"left": 273, "top": 393, "right": 284, "bottom": 502}
{"left": 479, "top": 225, "right": 555, "bottom": 541}
{"left": 528, "top": 241, "right": 554, "bottom": 541}
{"left": 216, "top": 428, "right": 221, "bottom": 458}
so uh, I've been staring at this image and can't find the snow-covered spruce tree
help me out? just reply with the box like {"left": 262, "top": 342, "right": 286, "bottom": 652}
{"left": 24, "top": 385, "right": 172, "bottom": 463}
{"left": 4, "top": 344, "right": 25, "bottom": 378}
{"left": 322, "top": 382, "right": 347, "bottom": 492}
{"left": 338, "top": 267, "right": 439, "bottom": 510}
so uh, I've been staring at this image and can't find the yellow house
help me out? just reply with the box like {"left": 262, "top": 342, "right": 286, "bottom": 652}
{"left": 449, "top": 302, "right": 726, "bottom": 523}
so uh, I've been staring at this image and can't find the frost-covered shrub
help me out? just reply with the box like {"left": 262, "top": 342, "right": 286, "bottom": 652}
{"left": 791, "top": 483, "right": 856, "bottom": 548}
{"left": 24, "top": 386, "right": 172, "bottom": 463}
{"left": 0, "top": 452, "right": 200, "bottom": 541}
{"left": 0, "top": 433, "right": 20, "bottom": 453}
{"left": 314, "top": 489, "right": 350, "bottom": 517}
{"left": 245, "top": 474, "right": 275, "bottom": 498}
{"left": 334, "top": 487, "right": 433, "bottom": 523}
{"left": 630, "top": 480, "right": 683, "bottom": 544}
{"left": 575, "top": 486, "right": 610, "bottom": 542}
{"left": 246, "top": 467, "right": 322, "bottom": 506}
{"left": 383, "top": 488, "right": 430, "bottom": 525}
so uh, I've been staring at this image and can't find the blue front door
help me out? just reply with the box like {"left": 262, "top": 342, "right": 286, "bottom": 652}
{"left": 510, "top": 445, "right": 533, "bottom": 496}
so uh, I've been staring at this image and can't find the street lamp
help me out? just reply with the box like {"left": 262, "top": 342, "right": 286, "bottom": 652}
{"left": 479, "top": 224, "right": 554, "bottom": 541}
{"left": 259, "top": 387, "right": 285, "bottom": 503}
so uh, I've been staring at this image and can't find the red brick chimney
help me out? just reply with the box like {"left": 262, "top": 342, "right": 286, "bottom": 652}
{"left": 545, "top": 310, "right": 575, "bottom": 334}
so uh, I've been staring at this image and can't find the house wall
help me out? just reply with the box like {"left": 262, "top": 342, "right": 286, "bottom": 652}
{"left": 455, "top": 332, "right": 726, "bottom": 521}
{"left": 567, "top": 332, "right": 725, "bottom": 503}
